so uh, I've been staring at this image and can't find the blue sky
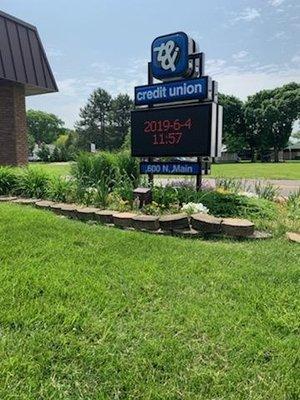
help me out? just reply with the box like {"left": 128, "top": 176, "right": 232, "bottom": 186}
{"left": 2, "top": 0, "right": 300, "bottom": 127}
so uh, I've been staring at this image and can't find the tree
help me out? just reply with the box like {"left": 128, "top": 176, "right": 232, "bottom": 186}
{"left": 110, "top": 94, "right": 133, "bottom": 149}
{"left": 244, "top": 83, "right": 300, "bottom": 162}
{"left": 76, "top": 89, "right": 134, "bottom": 151}
{"left": 76, "top": 89, "right": 112, "bottom": 151}
{"left": 37, "top": 143, "right": 50, "bottom": 162}
{"left": 27, "top": 134, "right": 35, "bottom": 156}
{"left": 218, "top": 94, "right": 246, "bottom": 153}
{"left": 27, "top": 110, "right": 64, "bottom": 144}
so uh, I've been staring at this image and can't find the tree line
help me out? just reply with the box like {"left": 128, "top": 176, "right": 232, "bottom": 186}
{"left": 27, "top": 82, "right": 300, "bottom": 162}
{"left": 219, "top": 82, "right": 300, "bottom": 162}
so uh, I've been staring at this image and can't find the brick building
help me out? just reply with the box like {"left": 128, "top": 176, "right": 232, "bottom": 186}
{"left": 0, "top": 10, "right": 58, "bottom": 165}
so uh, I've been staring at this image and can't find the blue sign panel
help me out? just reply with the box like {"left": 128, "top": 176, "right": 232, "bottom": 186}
{"left": 135, "top": 77, "right": 211, "bottom": 106}
{"left": 140, "top": 162, "right": 210, "bottom": 175}
{"left": 151, "top": 32, "right": 192, "bottom": 81}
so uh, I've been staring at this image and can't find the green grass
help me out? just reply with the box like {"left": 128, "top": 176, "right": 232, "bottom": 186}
{"left": 0, "top": 204, "right": 299, "bottom": 399}
{"left": 28, "top": 161, "right": 300, "bottom": 180}
{"left": 211, "top": 161, "right": 300, "bottom": 180}
{"left": 29, "top": 162, "right": 73, "bottom": 177}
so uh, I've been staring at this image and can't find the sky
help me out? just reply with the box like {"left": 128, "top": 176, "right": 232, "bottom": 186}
{"left": 1, "top": 0, "right": 300, "bottom": 128}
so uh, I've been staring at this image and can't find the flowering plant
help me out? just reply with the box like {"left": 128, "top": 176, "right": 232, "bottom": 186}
{"left": 181, "top": 202, "right": 209, "bottom": 215}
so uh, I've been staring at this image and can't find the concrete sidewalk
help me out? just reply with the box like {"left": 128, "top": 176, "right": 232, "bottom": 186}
{"left": 156, "top": 177, "right": 300, "bottom": 196}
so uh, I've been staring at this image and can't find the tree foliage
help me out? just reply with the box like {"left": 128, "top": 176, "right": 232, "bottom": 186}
{"left": 27, "top": 110, "right": 64, "bottom": 144}
{"left": 244, "top": 82, "right": 300, "bottom": 161}
{"left": 76, "top": 89, "right": 133, "bottom": 151}
{"left": 218, "top": 94, "right": 246, "bottom": 152}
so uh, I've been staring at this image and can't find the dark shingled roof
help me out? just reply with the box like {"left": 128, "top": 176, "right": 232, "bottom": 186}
{"left": 0, "top": 10, "right": 58, "bottom": 96}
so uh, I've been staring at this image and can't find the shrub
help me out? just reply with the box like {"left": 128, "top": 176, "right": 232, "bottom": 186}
{"left": 72, "top": 152, "right": 119, "bottom": 188}
{"left": 47, "top": 176, "right": 75, "bottom": 203}
{"left": 254, "top": 181, "right": 279, "bottom": 201}
{"left": 116, "top": 150, "right": 139, "bottom": 186}
{"left": 0, "top": 167, "right": 18, "bottom": 195}
{"left": 287, "top": 189, "right": 300, "bottom": 220}
{"left": 215, "top": 177, "right": 246, "bottom": 193}
{"left": 16, "top": 167, "right": 50, "bottom": 198}
{"left": 37, "top": 144, "right": 51, "bottom": 162}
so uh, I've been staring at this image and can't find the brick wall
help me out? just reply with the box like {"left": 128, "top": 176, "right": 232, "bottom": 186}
{"left": 0, "top": 82, "right": 28, "bottom": 166}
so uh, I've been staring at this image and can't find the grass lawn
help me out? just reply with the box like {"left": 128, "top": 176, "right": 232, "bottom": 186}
{"left": 28, "top": 161, "right": 300, "bottom": 180}
{"left": 29, "top": 162, "right": 73, "bottom": 177}
{"left": 211, "top": 161, "right": 300, "bottom": 180}
{"left": 0, "top": 204, "right": 299, "bottom": 399}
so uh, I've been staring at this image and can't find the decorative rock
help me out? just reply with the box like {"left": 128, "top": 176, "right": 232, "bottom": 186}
{"left": 56, "top": 203, "right": 78, "bottom": 218}
{"left": 11, "top": 198, "right": 39, "bottom": 205}
{"left": 132, "top": 215, "right": 159, "bottom": 231}
{"left": 113, "top": 212, "right": 137, "bottom": 228}
{"left": 76, "top": 207, "right": 100, "bottom": 221}
{"left": 191, "top": 213, "right": 222, "bottom": 234}
{"left": 35, "top": 200, "right": 55, "bottom": 209}
{"left": 246, "top": 231, "right": 272, "bottom": 240}
{"left": 173, "top": 228, "right": 202, "bottom": 238}
{"left": 50, "top": 203, "right": 67, "bottom": 215}
{"left": 0, "top": 196, "right": 17, "bottom": 202}
{"left": 159, "top": 213, "right": 189, "bottom": 231}
{"left": 95, "top": 209, "right": 115, "bottom": 224}
{"left": 221, "top": 218, "right": 255, "bottom": 237}
{"left": 286, "top": 232, "right": 300, "bottom": 243}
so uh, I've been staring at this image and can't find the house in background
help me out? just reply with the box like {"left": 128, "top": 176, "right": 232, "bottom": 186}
{"left": 283, "top": 143, "right": 300, "bottom": 160}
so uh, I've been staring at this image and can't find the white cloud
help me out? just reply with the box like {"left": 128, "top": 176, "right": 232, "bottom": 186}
{"left": 232, "top": 51, "right": 249, "bottom": 61}
{"left": 269, "top": 0, "right": 284, "bottom": 7}
{"left": 291, "top": 55, "right": 300, "bottom": 63}
{"left": 233, "top": 8, "right": 261, "bottom": 22}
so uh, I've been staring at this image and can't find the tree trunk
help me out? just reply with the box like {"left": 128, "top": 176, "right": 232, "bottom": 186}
{"left": 250, "top": 148, "right": 256, "bottom": 163}
{"left": 274, "top": 148, "right": 279, "bottom": 163}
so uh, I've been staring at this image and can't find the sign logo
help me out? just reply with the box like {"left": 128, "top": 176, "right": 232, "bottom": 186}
{"left": 153, "top": 40, "right": 180, "bottom": 72}
{"left": 151, "top": 32, "right": 192, "bottom": 81}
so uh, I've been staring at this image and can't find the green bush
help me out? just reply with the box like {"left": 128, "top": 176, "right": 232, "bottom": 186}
{"left": 116, "top": 150, "right": 139, "bottom": 186}
{"left": 72, "top": 152, "right": 119, "bottom": 188}
{"left": 16, "top": 167, "right": 50, "bottom": 198}
{"left": 152, "top": 185, "right": 276, "bottom": 219}
{"left": 0, "top": 167, "right": 18, "bottom": 195}
{"left": 47, "top": 176, "right": 75, "bottom": 203}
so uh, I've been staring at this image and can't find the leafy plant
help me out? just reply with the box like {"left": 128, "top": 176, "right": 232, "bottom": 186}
{"left": 254, "top": 181, "right": 279, "bottom": 201}
{"left": 47, "top": 176, "right": 75, "bottom": 203}
{"left": 215, "top": 177, "right": 246, "bottom": 193}
{"left": 287, "top": 189, "right": 300, "bottom": 219}
{"left": 116, "top": 150, "right": 140, "bottom": 186}
{"left": 16, "top": 167, "right": 50, "bottom": 198}
{"left": 0, "top": 167, "right": 18, "bottom": 195}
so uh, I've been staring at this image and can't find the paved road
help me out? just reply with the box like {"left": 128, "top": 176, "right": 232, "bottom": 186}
{"left": 156, "top": 177, "right": 300, "bottom": 196}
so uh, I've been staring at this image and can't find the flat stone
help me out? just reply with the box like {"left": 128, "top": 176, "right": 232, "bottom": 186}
{"left": 11, "top": 198, "right": 39, "bottom": 205}
{"left": 35, "top": 200, "right": 55, "bottom": 209}
{"left": 76, "top": 207, "right": 100, "bottom": 221}
{"left": 56, "top": 203, "right": 78, "bottom": 218}
{"left": 50, "top": 203, "right": 68, "bottom": 215}
{"left": 221, "top": 218, "right": 255, "bottom": 237}
{"left": 132, "top": 215, "right": 159, "bottom": 231}
{"left": 191, "top": 213, "right": 222, "bottom": 234}
{"left": 286, "top": 232, "right": 300, "bottom": 243}
{"left": 113, "top": 212, "right": 137, "bottom": 228}
{"left": 95, "top": 209, "right": 115, "bottom": 224}
{"left": 246, "top": 231, "right": 272, "bottom": 240}
{"left": 0, "top": 196, "right": 17, "bottom": 202}
{"left": 173, "top": 228, "right": 202, "bottom": 238}
{"left": 159, "top": 213, "right": 189, "bottom": 230}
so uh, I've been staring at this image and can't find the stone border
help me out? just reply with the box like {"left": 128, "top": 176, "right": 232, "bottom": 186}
{"left": 0, "top": 196, "right": 274, "bottom": 241}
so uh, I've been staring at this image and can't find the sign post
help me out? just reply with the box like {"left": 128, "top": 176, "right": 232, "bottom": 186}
{"left": 131, "top": 31, "right": 223, "bottom": 190}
